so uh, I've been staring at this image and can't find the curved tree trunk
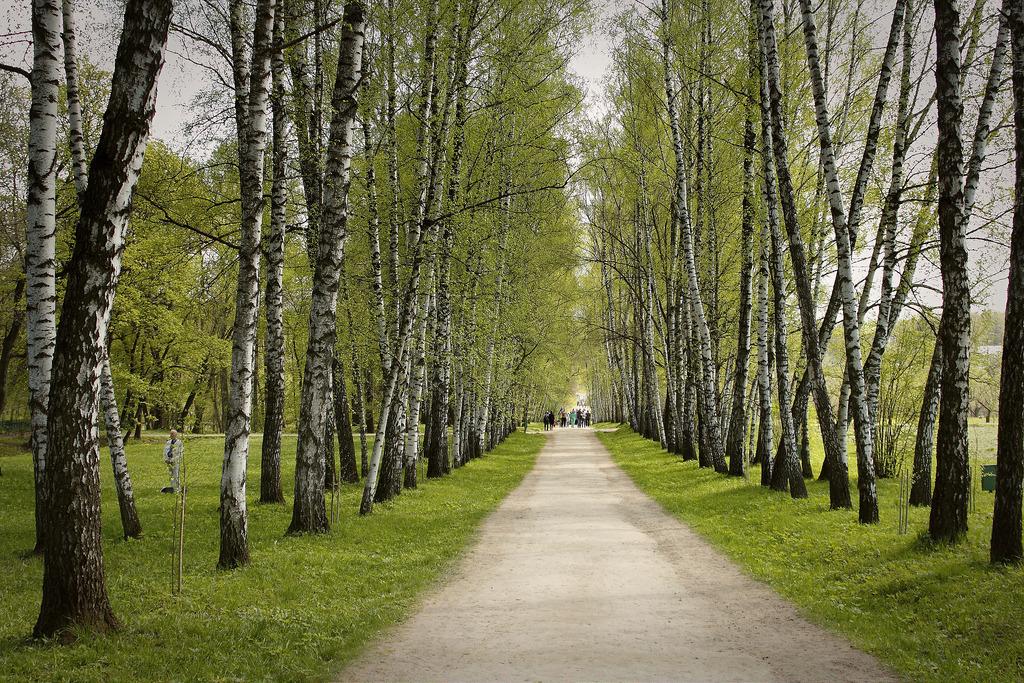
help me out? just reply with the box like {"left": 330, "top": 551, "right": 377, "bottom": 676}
{"left": 797, "top": 0, "right": 884, "bottom": 522}
{"left": 758, "top": 0, "right": 843, "bottom": 503}
{"left": 755, "top": 238, "right": 774, "bottom": 488}
{"left": 756, "top": 0, "right": 805, "bottom": 499}
{"left": 34, "top": 0, "right": 171, "bottom": 637}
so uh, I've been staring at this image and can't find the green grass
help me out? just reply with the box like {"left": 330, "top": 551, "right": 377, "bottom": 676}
{"left": 0, "top": 431, "right": 543, "bottom": 681}
{"left": 598, "top": 425, "right": 1024, "bottom": 683}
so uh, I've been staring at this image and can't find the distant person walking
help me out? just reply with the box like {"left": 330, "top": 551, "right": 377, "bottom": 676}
{"left": 560, "top": 409, "right": 567, "bottom": 428}
{"left": 162, "top": 429, "right": 183, "bottom": 493}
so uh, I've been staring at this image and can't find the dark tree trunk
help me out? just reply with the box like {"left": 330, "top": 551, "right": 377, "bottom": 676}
{"left": 34, "top": 0, "right": 171, "bottom": 638}
{"left": 930, "top": 0, "right": 972, "bottom": 543}
{"left": 259, "top": 0, "right": 287, "bottom": 505}
{"left": 334, "top": 356, "right": 359, "bottom": 483}
{"left": 911, "top": 338, "right": 941, "bottom": 506}
{"left": 800, "top": 413, "right": 813, "bottom": 478}
{"left": 992, "top": 0, "right": 1024, "bottom": 564}
{"left": 364, "top": 366, "right": 375, "bottom": 436}
{"left": 324, "top": 399, "right": 337, "bottom": 491}
{"left": 0, "top": 276, "right": 25, "bottom": 416}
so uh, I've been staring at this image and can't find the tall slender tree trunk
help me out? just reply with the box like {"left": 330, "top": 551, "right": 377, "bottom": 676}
{"left": 911, "top": 337, "right": 942, "bottom": 506}
{"left": 756, "top": 1, "right": 805, "bottom": 498}
{"left": 360, "top": 226, "right": 435, "bottom": 513}
{"left": 797, "top": 0, "right": 883, "bottom": 522}
{"left": 404, "top": 286, "right": 432, "bottom": 488}
{"left": 755, "top": 240, "right": 774, "bottom": 487}
{"left": 726, "top": 74, "right": 757, "bottom": 476}
{"left": 759, "top": 0, "right": 845, "bottom": 504}
{"left": 334, "top": 356, "right": 359, "bottom": 483}
{"left": 260, "top": 1, "right": 287, "bottom": 505}
{"left": 477, "top": 212, "right": 510, "bottom": 457}
{"left": 64, "top": 0, "right": 147, "bottom": 546}
{"left": 288, "top": 0, "right": 365, "bottom": 535}
{"left": 26, "top": 0, "right": 61, "bottom": 557}
{"left": 0, "top": 277, "right": 26, "bottom": 416}
{"left": 930, "top": 0, "right": 972, "bottom": 543}
{"left": 220, "top": 0, "right": 276, "bottom": 567}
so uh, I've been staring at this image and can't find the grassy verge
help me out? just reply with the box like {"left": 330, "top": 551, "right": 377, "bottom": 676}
{"left": 597, "top": 426, "right": 1024, "bottom": 683}
{"left": 0, "top": 431, "right": 543, "bottom": 681}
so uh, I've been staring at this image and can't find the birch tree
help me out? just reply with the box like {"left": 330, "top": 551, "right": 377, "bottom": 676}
{"left": 25, "top": 0, "right": 61, "bottom": 556}
{"left": 289, "top": 0, "right": 365, "bottom": 535}
{"left": 991, "top": 0, "right": 1024, "bottom": 565}
{"left": 662, "top": 0, "right": 726, "bottom": 473}
{"left": 260, "top": 0, "right": 287, "bottom": 505}
{"left": 61, "top": 0, "right": 144, "bottom": 542}
{"left": 34, "top": 0, "right": 172, "bottom": 637}
{"left": 930, "top": 0, "right": 973, "bottom": 543}
{"left": 219, "top": 0, "right": 276, "bottom": 567}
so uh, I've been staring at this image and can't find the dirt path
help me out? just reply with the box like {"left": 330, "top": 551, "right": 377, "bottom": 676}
{"left": 339, "top": 428, "right": 896, "bottom": 682}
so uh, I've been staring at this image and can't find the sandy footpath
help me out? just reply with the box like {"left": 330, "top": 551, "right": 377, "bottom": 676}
{"left": 338, "top": 428, "right": 897, "bottom": 682}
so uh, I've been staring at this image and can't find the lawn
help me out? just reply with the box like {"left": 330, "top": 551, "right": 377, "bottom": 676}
{"left": 598, "top": 423, "right": 1024, "bottom": 683}
{"left": 0, "top": 430, "right": 543, "bottom": 681}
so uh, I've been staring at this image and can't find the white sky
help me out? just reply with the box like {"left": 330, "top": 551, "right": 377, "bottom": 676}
{"left": 569, "top": 0, "right": 615, "bottom": 118}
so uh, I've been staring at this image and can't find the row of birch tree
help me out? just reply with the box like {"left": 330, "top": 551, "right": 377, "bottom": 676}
{"left": 581, "top": 0, "right": 1024, "bottom": 563}
{"left": 13, "top": 0, "right": 585, "bottom": 639}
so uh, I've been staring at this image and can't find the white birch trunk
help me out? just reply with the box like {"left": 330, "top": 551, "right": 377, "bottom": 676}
{"left": 930, "top": 0, "right": 973, "bottom": 542}
{"left": 26, "top": 0, "right": 61, "bottom": 556}
{"left": 100, "top": 356, "right": 143, "bottom": 539}
{"left": 220, "top": 0, "right": 275, "bottom": 567}
{"left": 260, "top": 0, "right": 287, "bottom": 505}
{"left": 289, "top": 0, "right": 365, "bottom": 534}
{"left": 34, "top": 0, "right": 171, "bottom": 637}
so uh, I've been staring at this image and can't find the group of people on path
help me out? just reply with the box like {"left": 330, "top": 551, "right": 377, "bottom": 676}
{"left": 542, "top": 407, "right": 592, "bottom": 430}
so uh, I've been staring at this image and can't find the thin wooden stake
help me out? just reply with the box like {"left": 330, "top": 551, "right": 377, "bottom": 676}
{"left": 176, "top": 446, "right": 186, "bottom": 594}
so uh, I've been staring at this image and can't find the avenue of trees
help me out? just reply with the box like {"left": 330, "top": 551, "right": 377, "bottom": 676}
{"left": 3, "top": 0, "right": 583, "bottom": 639}
{"left": 3, "top": 0, "right": 1024, "bottom": 646}
{"left": 581, "top": 0, "right": 1024, "bottom": 562}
